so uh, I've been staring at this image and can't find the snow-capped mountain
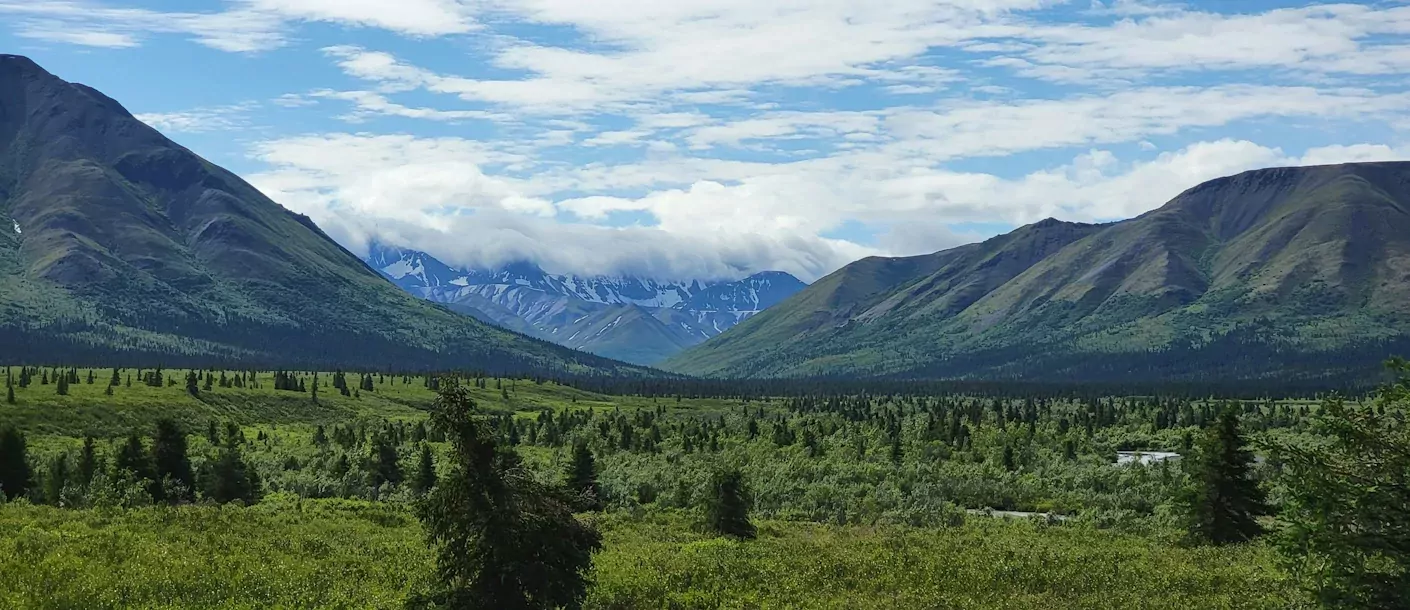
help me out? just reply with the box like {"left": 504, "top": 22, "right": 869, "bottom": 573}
{"left": 363, "top": 243, "right": 807, "bottom": 365}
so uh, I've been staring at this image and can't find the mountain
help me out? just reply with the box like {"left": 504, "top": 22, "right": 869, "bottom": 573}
{"left": 0, "top": 54, "right": 647, "bottom": 375}
{"left": 364, "top": 243, "right": 806, "bottom": 364}
{"left": 665, "top": 162, "right": 1410, "bottom": 382}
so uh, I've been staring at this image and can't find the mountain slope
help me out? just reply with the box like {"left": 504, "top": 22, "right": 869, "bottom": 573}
{"left": 365, "top": 243, "right": 806, "bottom": 364}
{"left": 0, "top": 54, "right": 645, "bottom": 374}
{"left": 666, "top": 162, "right": 1410, "bottom": 382}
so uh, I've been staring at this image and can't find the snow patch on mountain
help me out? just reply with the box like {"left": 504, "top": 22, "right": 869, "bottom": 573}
{"left": 363, "top": 243, "right": 807, "bottom": 364}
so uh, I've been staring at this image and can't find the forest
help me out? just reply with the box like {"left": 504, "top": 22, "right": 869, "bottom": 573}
{"left": 0, "top": 362, "right": 1406, "bottom": 609}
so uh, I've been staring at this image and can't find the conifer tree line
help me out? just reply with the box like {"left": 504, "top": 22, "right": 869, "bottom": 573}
{"left": 4, "top": 363, "right": 1410, "bottom": 607}
{"left": 0, "top": 419, "right": 260, "bottom": 507}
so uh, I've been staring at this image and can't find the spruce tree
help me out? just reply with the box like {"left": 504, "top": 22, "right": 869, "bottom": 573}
{"left": 44, "top": 454, "right": 68, "bottom": 505}
{"left": 205, "top": 422, "right": 260, "bottom": 504}
{"left": 0, "top": 426, "right": 33, "bottom": 500}
{"left": 1270, "top": 360, "right": 1410, "bottom": 607}
{"left": 705, "top": 468, "right": 756, "bottom": 540}
{"left": 78, "top": 436, "right": 97, "bottom": 487}
{"left": 115, "top": 433, "right": 154, "bottom": 491}
{"left": 151, "top": 419, "right": 194, "bottom": 503}
{"left": 186, "top": 371, "right": 199, "bottom": 397}
{"left": 412, "top": 442, "right": 436, "bottom": 495}
{"left": 5, "top": 380, "right": 13, "bottom": 405}
{"left": 369, "top": 434, "right": 403, "bottom": 487}
{"left": 55, "top": 373, "right": 68, "bottom": 396}
{"left": 1178, "top": 406, "right": 1267, "bottom": 545}
{"left": 565, "top": 441, "right": 601, "bottom": 511}
{"left": 411, "top": 380, "right": 601, "bottom": 609}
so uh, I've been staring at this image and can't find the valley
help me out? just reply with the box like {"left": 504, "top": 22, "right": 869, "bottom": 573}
{"left": 1, "top": 30, "right": 1407, "bottom": 610}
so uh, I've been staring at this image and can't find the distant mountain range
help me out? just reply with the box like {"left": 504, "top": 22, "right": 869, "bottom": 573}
{"left": 666, "top": 162, "right": 1410, "bottom": 383}
{"left": 0, "top": 54, "right": 645, "bottom": 375}
{"left": 364, "top": 244, "right": 806, "bottom": 365}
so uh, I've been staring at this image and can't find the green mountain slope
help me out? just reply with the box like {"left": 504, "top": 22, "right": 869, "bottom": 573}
{"left": 665, "top": 162, "right": 1410, "bottom": 382}
{"left": 0, "top": 54, "right": 644, "bottom": 374}
{"left": 556, "top": 305, "right": 700, "bottom": 366}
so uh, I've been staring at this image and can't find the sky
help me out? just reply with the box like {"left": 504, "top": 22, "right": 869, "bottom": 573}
{"left": 2, "top": 0, "right": 1409, "bottom": 282}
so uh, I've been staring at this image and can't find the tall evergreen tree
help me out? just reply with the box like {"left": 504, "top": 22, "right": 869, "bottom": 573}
{"left": 151, "top": 419, "right": 194, "bottom": 503}
{"left": 114, "top": 433, "right": 154, "bottom": 499}
{"left": 185, "top": 370, "right": 200, "bottom": 397}
{"left": 0, "top": 426, "right": 33, "bottom": 500}
{"left": 369, "top": 433, "right": 403, "bottom": 487}
{"left": 565, "top": 441, "right": 601, "bottom": 511}
{"left": 705, "top": 468, "right": 756, "bottom": 540}
{"left": 1270, "top": 360, "right": 1410, "bottom": 608}
{"left": 5, "top": 377, "right": 13, "bottom": 405}
{"left": 115, "top": 434, "right": 147, "bottom": 476}
{"left": 43, "top": 454, "right": 68, "bottom": 505}
{"left": 410, "top": 380, "right": 601, "bottom": 609}
{"left": 78, "top": 436, "right": 97, "bottom": 487}
{"left": 203, "top": 422, "right": 260, "bottom": 504}
{"left": 55, "top": 373, "right": 68, "bottom": 396}
{"left": 412, "top": 442, "right": 436, "bottom": 495}
{"left": 1178, "top": 406, "right": 1267, "bottom": 544}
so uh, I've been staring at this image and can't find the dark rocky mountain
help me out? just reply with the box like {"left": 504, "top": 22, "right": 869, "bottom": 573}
{"left": 665, "top": 162, "right": 1410, "bottom": 383}
{"left": 0, "top": 54, "right": 645, "bottom": 374}
{"left": 365, "top": 243, "right": 807, "bottom": 365}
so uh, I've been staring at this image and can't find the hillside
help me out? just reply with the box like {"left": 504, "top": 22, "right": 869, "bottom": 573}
{"left": 665, "top": 162, "right": 1410, "bottom": 382}
{"left": 365, "top": 243, "right": 806, "bottom": 364}
{"left": 0, "top": 54, "right": 643, "bottom": 374}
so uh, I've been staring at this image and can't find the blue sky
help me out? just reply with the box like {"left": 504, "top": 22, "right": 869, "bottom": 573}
{"left": 3, "top": 0, "right": 1409, "bottom": 281}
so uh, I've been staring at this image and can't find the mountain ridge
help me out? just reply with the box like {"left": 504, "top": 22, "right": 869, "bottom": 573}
{"left": 363, "top": 243, "right": 806, "bottom": 364}
{"left": 665, "top": 161, "right": 1410, "bottom": 382}
{"left": 0, "top": 54, "right": 647, "bottom": 375}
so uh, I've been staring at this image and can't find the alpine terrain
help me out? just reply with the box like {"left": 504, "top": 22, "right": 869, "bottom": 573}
{"left": 665, "top": 162, "right": 1410, "bottom": 383}
{"left": 364, "top": 243, "right": 806, "bottom": 364}
{"left": 0, "top": 54, "right": 645, "bottom": 374}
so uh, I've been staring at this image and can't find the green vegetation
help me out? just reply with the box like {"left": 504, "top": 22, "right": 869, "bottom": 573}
{"left": 1268, "top": 359, "right": 1410, "bottom": 608}
{"left": 666, "top": 163, "right": 1410, "bottom": 383}
{"left": 0, "top": 503, "right": 1300, "bottom": 610}
{"left": 411, "top": 382, "right": 601, "bottom": 609}
{"left": 1, "top": 362, "right": 1407, "bottom": 608}
{"left": 1177, "top": 405, "right": 1268, "bottom": 545}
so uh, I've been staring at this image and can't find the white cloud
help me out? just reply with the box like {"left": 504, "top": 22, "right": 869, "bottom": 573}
{"left": 309, "top": 90, "right": 511, "bottom": 123}
{"left": 0, "top": 1, "right": 286, "bottom": 52}
{"left": 243, "top": 0, "right": 479, "bottom": 36}
{"left": 1296, "top": 143, "right": 1410, "bottom": 166}
{"left": 248, "top": 134, "right": 548, "bottom": 229}
{"left": 685, "top": 111, "right": 883, "bottom": 149}
{"left": 317, "top": 0, "right": 1040, "bottom": 113}
{"left": 15, "top": 23, "right": 139, "bottom": 48}
{"left": 0, "top": 0, "right": 482, "bottom": 52}
{"left": 884, "top": 85, "right": 1410, "bottom": 161}
{"left": 985, "top": 4, "right": 1410, "bottom": 82}
{"left": 135, "top": 103, "right": 259, "bottom": 133}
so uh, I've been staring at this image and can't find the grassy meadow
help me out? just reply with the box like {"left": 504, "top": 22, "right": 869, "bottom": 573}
{"left": 0, "top": 367, "right": 1331, "bottom": 608}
